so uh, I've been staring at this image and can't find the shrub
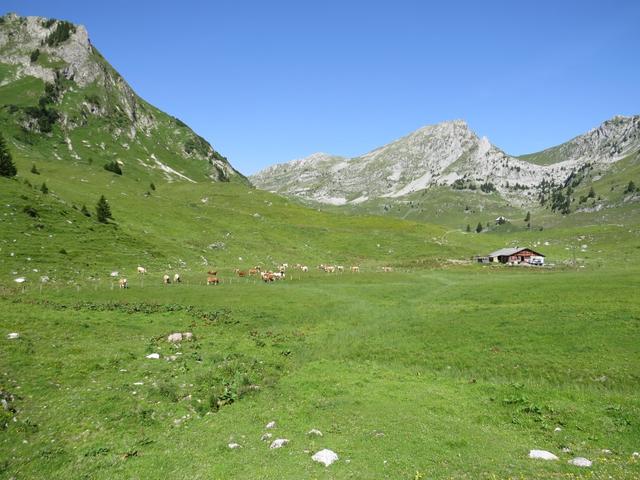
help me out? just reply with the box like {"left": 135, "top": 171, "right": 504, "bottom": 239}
{"left": 23, "top": 205, "right": 38, "bottom": 218}
{"left": 103, "top": 161, "right": 122, "bottom": 175}
{"left": 476, "top": 222, "right": 483, "bottom": 233}
{"left": 80, "top": 204, "right": 91, "bottom": 217}
{"left": 30, "top": 49, "right": 40, "bottom": 63}
{"left": 480, "top": 182, "right": 496, "bottom": 193}
{"left": 0, "top": 133, "right": 17, "bottom": 177}
{"left": 46, "top": 21, "right": 76, "bottom": 47}
{"left": 40, "top": 182, "right": 49, "bottom": 194}
{"left": 30, "top": 164, "right": 40, "bottom": 175}
{"left": 96, "top": 195, "right": 112, "bottom": 223}
{"left": 59, "top": 248, "right": 67, "bottom": 255}
{"left": 149, "top": 182, "right": 156, "bottom": 191}
{"left": 624, "top": 180, "right": 636, "bottom": 194}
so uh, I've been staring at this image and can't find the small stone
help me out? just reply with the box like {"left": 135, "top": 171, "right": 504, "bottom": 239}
{"left": 632, "top": 452, "right": 639, "bottom": 458}
{"left": 228, "top": 443, "right": 241, "bottom": 449}
{"left": 528, "top": 449, "right": 559, "bottom": 461}
{"left": 568, "top": 457, "right": 592, "bottom": 467}
{"left": 7, "top": 333, "right": 19, "bottom": 340}
{"left": 307, "top": 428, "right": 323, "bottom": 437}
{"left": 312, "top": 449, "right": 339, "bottom": 467}
{"left": 554, "top": 427, "right": 562, "bottom": 432}
{"left": 601, "top": 449, "right": 612, "bottom": 455}
{"left": 146, "top": 353, "right": 160, "bottom": 359}
{"left": 261, "top": 433, "right": 272, "bottom": 441}
{"left": 270, "top": 438, "right": 289, "bottom": 449}
{"left": 167, "top": 333, "right": 183, "bottom": 343}
{"left": 133, "top": 382, "right": 144, "bottom": 386}
{"left": 265, "top": 421, "right": 276, "bottom": 429}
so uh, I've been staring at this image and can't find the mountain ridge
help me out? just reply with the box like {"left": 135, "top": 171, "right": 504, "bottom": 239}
{"left": 250, "top": 115, "right": 640, "bottom": 206}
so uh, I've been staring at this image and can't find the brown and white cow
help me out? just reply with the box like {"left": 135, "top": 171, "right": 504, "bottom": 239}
{"left": 163, "top": 274, "right": 171, "bottom": 284}
{"left": 351, "top": 266, "right": 360, "bottom": 273}
{"left": 119, "top": 278, "right": 128, "bottom": 289}
{"left": 173, "top": 273, "right": 181, "bottom": 283}
{"left": 137, "top": 266, "right": 147, "bottom": 274}
{"left": 301, "top": 265, "right": 309, "bottom": 272}
{"left": 207, "top": 276, "right": 220, "bottom": 285}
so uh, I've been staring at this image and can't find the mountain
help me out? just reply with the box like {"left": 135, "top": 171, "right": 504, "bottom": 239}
{"left": 0, "top": 13, "right": 244, "bottom": 183}
{"left": 250, "top": 116, "right": 640, "bottom": 208}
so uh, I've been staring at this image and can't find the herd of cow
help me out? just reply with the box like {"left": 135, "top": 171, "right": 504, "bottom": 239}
{"left": 116, "top": 263, "right": 390, "bottom": 289}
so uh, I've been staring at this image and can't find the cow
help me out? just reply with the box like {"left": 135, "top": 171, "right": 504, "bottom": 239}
{"left": 337, "top": 265, "right": 344, "bottom": 272}
{"left": 382, "top": 266, "right": 393, "bottom": 272}
{"left": 237, "top": 270, "right": 247, "bottom": 277}
{"left": 278, "top": 264, "right": 287, "bottom": 272}
{"left": 174, "top": 273, "right": 181, "bottom": 283}
{"left": 351, "top": 266, "right": 360, "bottom": 273}
{"left": 324, "top": 265, "right": 335, "bottom": 273}
{"left": 301, "top": 265, "right": 309, "bottom": 272}
{"left": 207, "top": 270, "right": 217, "bottom": 276}
{"left": 119, "top": 278, "right": 128, "bottom": 289}
{"left": 207, "top": 276, "right": 220, "bottom": 285}
{"left": 249, "top": 268, "right": 260, "bottom": 276}
{"left": 273, "top": 271, "right": 285, "bottom": 280}
{"left": 163, "top": 274, "right": 171, "bottom": 284}
{"left": 137, "top": 266, "right": 147, "bottom": 274}
{"left": 261, "top": 272, "right": 275, "bottom": 282}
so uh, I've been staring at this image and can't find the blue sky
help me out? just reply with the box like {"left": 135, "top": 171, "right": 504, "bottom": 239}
{"left": 4, "top": 1, "right": 640, "bottom": 174}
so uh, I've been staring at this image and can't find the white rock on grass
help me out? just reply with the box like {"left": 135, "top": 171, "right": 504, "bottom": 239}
{"left": 568, "top": 457, "right": 592, "bottom": 467}
{"left": 307, "top": 428, "right": 323, "bottom": 437}
{"left": 14, "top": 277, "right": 26, "bottom": 283}
{"left": 554, "top": 427, "right": 562, "bottom": 432}
{"left": 312, "top": 449, "right": 339, "bottom": 467}
{"left": 632, "top": 452, "right": 639, "bottom": 458}
{"left": 146, "top": 353, "right": 160, "bottom": 359}
{"left": 529, "top": 450, "right": 559, "bottom": 461}
{"left": 167, "top": 333, "right": 183, "bottom": 343}
{"left": 182, "top": 332, "right": 193, "bottom": 341}
{"left": 270, "top": 438, "right": 289, "bottom": 449}
{"left": 228, "top": 443, "right": 241, "bottom": 449}
{"left": 7, "top": 333, "right": 19, "bottom": 340}
{"left": 265, "top": 421, "right": 276, "bottom": 429}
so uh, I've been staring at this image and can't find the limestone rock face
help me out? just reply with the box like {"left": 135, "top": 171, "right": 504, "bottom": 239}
{"left": 251, "top": 116, "right": 640, "bottom": 206}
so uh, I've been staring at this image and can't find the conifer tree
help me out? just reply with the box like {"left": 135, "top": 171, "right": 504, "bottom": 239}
{"left": 0, "top": 133, "right": 17, "bottom": 178}
{"left": 40, "top": 182, "right": 48, "bottom": 194}
{"left": 524, "top": 211, "right": 530, "bottom": 222}
{"left": 31, "top": 164, "right": 40, "bottom": 174}
{"left": 80, "top": 204, "right": 91, "bottom": 217}
{"left": 476, "top": 222, "right": 483, "bottom": 233}
{"left": 96, "top": 195, "right": 112, "bottom": 223}
{"left": 466, "top": 224, "right": 471, "bottom": 232}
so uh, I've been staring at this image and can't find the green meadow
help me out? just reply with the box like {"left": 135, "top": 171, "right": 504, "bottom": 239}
{"left": 2, "top": 260, "right": 639, "bottom": 479}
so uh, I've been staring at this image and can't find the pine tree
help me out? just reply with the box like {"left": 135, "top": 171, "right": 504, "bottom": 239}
{"left": 0, "top": 133, "right": 17, "bottom": 178}
{"left": 524, "top": 211, "right": 530, "bottom": 222}
{"left": 624, "top": 180, "right": 636, "bottom": 193}
{"left": 40, "top": 182, "right": 49, "bottom": 194}
{"left": 587, "top": 186, "right": 595, "bottom": 198}
{"left": 96, "top": 195, "right": 112, "bottom": 223}
{"left": 150, "top": 182, "right": 156, "bottom": 191}
{"left": 476, "top": 222, "right": 483, "bottom": 233}
{"left": 466, "top": 224, "right": 471, "bottom": 232}
{"left": 80, "top": 204, "right": 91, "bottom": 217}
{"left": 30, "top": 164, "right": 40, "bottom": 174}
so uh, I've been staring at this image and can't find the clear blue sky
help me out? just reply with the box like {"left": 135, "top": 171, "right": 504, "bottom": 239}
{"left": 4, "top": 1, "right": 640, "bottom": 174}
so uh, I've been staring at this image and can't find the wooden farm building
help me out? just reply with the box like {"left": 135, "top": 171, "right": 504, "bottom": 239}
{"left": 476, "top": 247, "right": 545, "bottom": 265}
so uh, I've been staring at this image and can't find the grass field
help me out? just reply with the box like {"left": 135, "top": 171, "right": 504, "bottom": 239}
{"left": 2, "top": 264, "right": 639, "bottom": 479}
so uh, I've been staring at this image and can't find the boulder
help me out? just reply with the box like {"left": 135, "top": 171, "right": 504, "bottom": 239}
{"left": 265, "top": 420, "right": 276, "bottom": 429}
{"left": 145, "top": 353, "right": 160, "bottom": 359}
{"left": 568, "top": 457, "right": 592, "bottom": 467}
{"left": 528, "top": 450, "right": 559, "bottom": 461}
{"left": 312, "top": 449, "right": 339, "bottom": 467}
{"left": 270, "top": 438, "right": 289, "bottom": 449}
{"left": 7, "top": 333, "right": 19, "bottom": 340}
{"left": 228, "top": 443, "right": 241, "bottom": 449}
{"left": 167, "top": 333, "right": 183, "bottom": 343}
